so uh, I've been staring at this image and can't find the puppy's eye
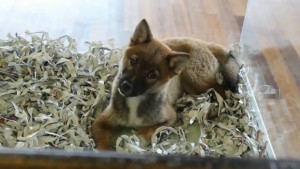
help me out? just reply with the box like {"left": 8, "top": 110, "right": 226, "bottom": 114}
{"left": 130, "top": 57, "right": 138, "bottom": 65}
{"left": 147, "top": 70, "right": 158, "bottom": 79}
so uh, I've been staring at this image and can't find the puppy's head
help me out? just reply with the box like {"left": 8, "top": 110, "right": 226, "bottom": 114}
{"left": 118, "top": 19, "right": 190, "bottom": 97}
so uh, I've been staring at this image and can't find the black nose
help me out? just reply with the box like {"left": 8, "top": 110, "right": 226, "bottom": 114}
{"left": 119, "top": 80, "right": 133, "bottom": 96}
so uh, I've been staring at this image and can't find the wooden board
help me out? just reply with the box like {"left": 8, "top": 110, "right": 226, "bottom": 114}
{"left": 0, "top": 148, "right": 299, "bottom": 169}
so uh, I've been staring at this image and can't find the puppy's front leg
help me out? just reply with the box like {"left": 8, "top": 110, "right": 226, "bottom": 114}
{"left": 92, "top": 109, "right": 116, "bottom": 150}
{"left": 137, "top": 125, "right": 158, "bottom": 147}
{"left": 137, "top": 105, "right": 177, "bottom": 146}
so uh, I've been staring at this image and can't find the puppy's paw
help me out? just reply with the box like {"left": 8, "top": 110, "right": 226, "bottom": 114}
{"left": 137, "top": 135, "right": 151, "bottom": 147}
{"left": 136, "top": 126, "right": 157, "bottom": 147}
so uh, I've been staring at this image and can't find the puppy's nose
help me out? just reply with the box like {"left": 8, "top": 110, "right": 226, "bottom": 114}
{"left": 120, "top": 80, "right": 133, "bottom": 96}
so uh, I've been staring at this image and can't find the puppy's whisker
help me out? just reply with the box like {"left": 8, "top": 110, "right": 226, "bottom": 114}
{"left": 118, "top": 87, "right": 126, "bottom": 97}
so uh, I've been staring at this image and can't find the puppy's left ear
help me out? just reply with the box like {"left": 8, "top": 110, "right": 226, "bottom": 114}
{"left": 131, "top": 19, "right": 153, "bottom": 45}
{"left": 167, "top": 52, "right": 190, "bottom": 75}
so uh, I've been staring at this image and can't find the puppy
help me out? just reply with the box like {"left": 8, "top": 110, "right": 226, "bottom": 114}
{"left": 92, "top": 19, "right": 240, "bottom": 150}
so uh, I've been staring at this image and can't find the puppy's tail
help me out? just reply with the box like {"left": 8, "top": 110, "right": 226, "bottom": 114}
{"left": 207, "top": 43, "right": 241, "bottom": 92}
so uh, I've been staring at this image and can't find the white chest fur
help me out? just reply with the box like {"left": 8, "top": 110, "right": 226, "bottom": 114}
{"left": 126, "top": 96, "right": 144, "bottom": 126}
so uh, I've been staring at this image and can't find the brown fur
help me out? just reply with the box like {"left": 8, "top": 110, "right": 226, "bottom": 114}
{"left": 163, "top": 38, "right": 239, "bottom": 97}
{"left": 92, "top": 19, "right": 240, "bottom": 150}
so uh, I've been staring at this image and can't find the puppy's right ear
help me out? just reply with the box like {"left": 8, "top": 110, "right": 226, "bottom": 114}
{"left": 130, "top": 19, "right": 153, "bottom": 45}
{"left": 167, "top": 52, "right": 190, "bottom": 75}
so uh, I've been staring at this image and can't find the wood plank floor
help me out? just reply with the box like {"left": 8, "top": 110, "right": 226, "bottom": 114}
{"left": 0, "top": 0, "right": 246, "bottom": 50}
{"left": 240, "top": 0, "right": 300, "bottom": 159}
{"left": 1, "top": 0, "right": 299, "bottom": 159}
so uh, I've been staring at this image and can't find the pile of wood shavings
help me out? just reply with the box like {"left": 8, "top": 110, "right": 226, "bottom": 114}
{"left": 0, "top": 32, "right": 121, "bottom": 150}
{"left": 0, "top": 32, "right": 268, "bottom": 158}
{"left": 116, "top": 89, "right": 268, "bottom": 158}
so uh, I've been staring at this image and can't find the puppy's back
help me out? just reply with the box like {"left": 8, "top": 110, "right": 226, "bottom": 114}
{"left": 163, "top": 38, "right": 240, "bottom": 95}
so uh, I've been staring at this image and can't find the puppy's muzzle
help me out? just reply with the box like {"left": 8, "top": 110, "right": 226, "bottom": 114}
{"left": 118, "top": 80, "right": 133, "bottom": 97}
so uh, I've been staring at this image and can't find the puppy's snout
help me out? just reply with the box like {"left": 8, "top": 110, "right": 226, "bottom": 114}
{"left": 119, "top": 80, "right": 133, "bottom": 96}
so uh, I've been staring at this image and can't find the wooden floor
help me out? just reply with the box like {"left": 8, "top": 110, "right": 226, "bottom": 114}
{"left": 0, "top": 0, "right": 246, "bottom": 50}
{"left": 240, "top": 0, "right": 300, "bottom": 159}
{"left": 0, "top": 0, "right": 299, "bottom": 159}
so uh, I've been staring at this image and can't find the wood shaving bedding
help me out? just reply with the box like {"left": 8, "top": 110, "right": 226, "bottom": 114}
{"left": 0, "top": 32, "right": 270, "bottom": 158}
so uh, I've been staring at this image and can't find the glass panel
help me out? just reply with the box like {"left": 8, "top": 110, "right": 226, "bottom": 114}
{"left": 240, "top": 0, "right": 300, "bottom": 159}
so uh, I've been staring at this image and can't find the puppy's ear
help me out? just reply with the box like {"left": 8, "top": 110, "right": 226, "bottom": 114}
{"left": 167, "top": 52, "right": 190, "bottom": 75}
{"left": 131, "top": 19, "right": 153, "bottom": 45}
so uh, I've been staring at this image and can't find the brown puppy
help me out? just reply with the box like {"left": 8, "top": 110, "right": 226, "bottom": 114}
{"left": 92, "top": 19, "right": 240, "bottom": 150}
